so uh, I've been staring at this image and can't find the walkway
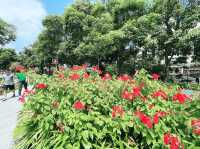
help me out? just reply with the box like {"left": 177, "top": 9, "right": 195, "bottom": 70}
{"left": 0, "top": 94, "right": 21, "bottom": 149}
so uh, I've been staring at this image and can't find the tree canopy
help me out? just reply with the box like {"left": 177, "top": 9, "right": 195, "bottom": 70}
{"left": 21, "top": 0, "right": 200, "bottom": 75}
{"left": 0, "top": 48, "right": 17, "bottom": 69}
{"left": 0, "top": 18, "right": 16, "bottom": 47}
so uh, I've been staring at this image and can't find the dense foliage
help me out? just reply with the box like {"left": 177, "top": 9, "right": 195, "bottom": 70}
{"left": 19, "top": 0, "right": 200, "bottom": 76}
{"left": 0, "top": 48, "right": 18, "bottom": 69}
{"left": 0, "top": 18, "right": 16, "bottom": 47}
{"left": 14, "top": 66, "right": 200, "bottom": 148}
{"left": 0, "top": 18, "right": 16, "bottom": 69}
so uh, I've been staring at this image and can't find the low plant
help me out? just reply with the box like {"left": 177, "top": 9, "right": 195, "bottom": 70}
{"left": 14, "top": 66, "right": 200, "bottom": 149}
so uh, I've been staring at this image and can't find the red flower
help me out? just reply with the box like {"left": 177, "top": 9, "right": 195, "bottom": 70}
{"left": 23, "top": 89, "right": 35, "bottom": 95}
{"left": 92, "top": 66, "right": 102, "bottom": 74}
{"left": 193, "top": 129, "right": 200, "bottom": 135}
{"left": 170, "top": 136, "right": 179, "bottom": 149}
{"left": 191, "top": 119, "right": 200, "bottom": 128}
{"left": 19, "top": 95, "right": 25, "bottom": 103}
{"left": 16, "top": 65, "right": 26, "bottom": 72}
{"left": 163, "top": 134, "right": 182, "bottom": 149}
{"left": 152, "top": 73, "right": 160, "bottom": 80}
{"left": 191, "top": 119, "right": 200, "bottom": 136}
{"left": 71, "top": 65, "right": 85, "bottom": 71}
{"left": 102, "top": 73, "right": 112, "bottom": 80}
{"left": 117, "top": 74, "right": 131, "bottom": 81}
{"left": 35, "top": 83, "right": 47, "bottom": 89}
{"left": 83, "top": 72, "right": 90, "bottom": 79}
{"left": 153, "top": 114, "right": 160, "bottom": 124}
{"left": 152, "top": 90, "right": 167, "bottom": 99}
{"left": 135, "top": 111, "right": 153, "bottom": 129}
{"left": 164, "top": 133, "right": 171, "bottom": 145}
{"left": 112, "top": 105, "right": 124, "bottom": 118}
{"left": 73, "top": 101, "right": 85, "bottom": 110}
{"left": 121, "top": 90, "right": 134, "bottom": 101}
{"left": 173, "top": 93, "right": 189, "bottom": 104}
{"left": 58, "top": 73, "right": 65, "bottom": 79}
{"left": 69, "top": 73, "right": 80, "bottom": 80}
{"left": 153, "top": 111, "right": 167, "bottom": 124}
{"left": 153, "top": 111, "right": 168, "bottom": 125}
{"left": 132, "top": 87, "right": 141, "bottom": 97}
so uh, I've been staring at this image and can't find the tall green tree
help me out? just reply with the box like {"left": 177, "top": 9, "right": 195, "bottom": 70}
{"left": 0, "top": 18, "right": 16, "bottom": 47}
{"left": 30, "top": 0, "right": 200, "bottom": 75}
{"left": 36, "top": 15, "right": 64, "bottom": 65}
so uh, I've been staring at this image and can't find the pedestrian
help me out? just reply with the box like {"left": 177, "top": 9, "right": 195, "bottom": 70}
{"left": 16, "top": 69, "right": 28, "bottom": 96}
{"left": 2, "top": 70, "right": 15, "bottom": 98}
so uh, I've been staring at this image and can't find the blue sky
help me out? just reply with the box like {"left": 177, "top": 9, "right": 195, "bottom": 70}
{"left": 43, "top": 0, "right": 73, "bottom": 14}
{"left": 0, "top": 0, "right": 74, "bottom": 52}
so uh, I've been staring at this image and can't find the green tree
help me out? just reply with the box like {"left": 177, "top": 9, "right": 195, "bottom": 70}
{"left": 29, "top": 0, "right": 200, "bottom": 76}
{"left": 0, "top": 18, "right": 16, "bottom": 47}
{"left": 36, "top": 15, "right": 64, "bottom": 65}
{"left": 0, "top": 48, "right": 17, "bottom": 69}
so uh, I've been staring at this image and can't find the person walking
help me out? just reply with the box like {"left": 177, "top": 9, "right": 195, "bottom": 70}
{"left": 2, "top": 70, "right": 15, "bottom": 98}
{"left": 16, "top": 69, "right": 27, "bottom": 96}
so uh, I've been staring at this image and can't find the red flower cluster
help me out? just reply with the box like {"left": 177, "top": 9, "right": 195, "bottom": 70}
{"left": 152, "top": 90, "right": 167, "bottom": 100}
{"left": 163, "top": 133, "right": 183, "bottom": 149}
{"left": 132, "top": 87, "right": 141, "bottom": 97}
{"left": 112, "top": 105, "right": 124, "bottom": 118}
{"left": 122, "top": 87, "right": 141, "bottom": 101}
{"left": 71, "top": 65, "right": 86, "bottom": 71}
{"left": 135, "top": 110, "right": 167, "bottom": 128}
{"left": 173, "top": 93, "right": 189, "bottom": 104}
{"left": 19, "top": 95, "right": 25, "bottom": 103}
{"left": 121, "top": 90, "right": 134, "bottom": 101}
{"left": 19, "top": 88, "right": 36, "bottom": 103}
{"left": 117, "top": 74, "right": 131, "bottom": 81}
{"left": 73, "top": 100, "right": 85, "bottom": 110}
{"left": 83, "top": 72, "right": 90, "bottom": 79}
{"left": 16, "top": 65, "right": 26, "bottom": 72}
{"left": 152, "top": 73, "right": 160, "bottom": 80}
{"left": 102, "top": 73, "right": 112, "bottom": 80}
{"left": 22, "top": 89, "right": 35, "bottom": 96}
{"left": 35, "top": 83, "right": 47, "bottom": 89}
{"left": 69, "top": 73, "right": 80, "bottom": 80}
{"left": 135, "top": 111, "right": 153, "bottom": 128}
{"left": 92, "top": 66, "right": 102, "bottom": 74}
{"left": 191, "top": 119, "right": 200, "bottom": 135}
{"left": 153, "top": 111, "right": 167, "bottom": 124}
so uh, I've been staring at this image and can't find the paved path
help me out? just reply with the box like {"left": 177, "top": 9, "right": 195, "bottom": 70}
{"left": 0, "top": 93, "right": 21, "bottom": 149}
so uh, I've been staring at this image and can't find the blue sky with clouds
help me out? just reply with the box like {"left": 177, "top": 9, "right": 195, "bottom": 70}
{"left": 0, "top": 0, "right": 73, "bottom": 52}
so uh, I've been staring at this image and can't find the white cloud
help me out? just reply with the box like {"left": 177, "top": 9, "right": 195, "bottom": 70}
{"left": 0, "top": 0, "right": 47, "bottom": 51}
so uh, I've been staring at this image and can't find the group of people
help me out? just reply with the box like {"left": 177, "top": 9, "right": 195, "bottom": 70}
{"left": 0, "top": 69, "right": 28, "bottom": 98}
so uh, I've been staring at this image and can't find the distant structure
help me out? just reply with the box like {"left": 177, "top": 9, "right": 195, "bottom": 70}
{"left": 180, "top": 0, "right": 200, "bottom": 6}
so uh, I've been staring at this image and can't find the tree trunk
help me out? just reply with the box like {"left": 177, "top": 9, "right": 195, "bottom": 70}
{"left": 164, "top": 52, "right": 169, "bottom": 81}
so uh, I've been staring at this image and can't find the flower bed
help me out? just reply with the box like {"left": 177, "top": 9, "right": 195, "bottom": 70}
{"left": 14, "top": 66, "right": 200, "bottom": 149}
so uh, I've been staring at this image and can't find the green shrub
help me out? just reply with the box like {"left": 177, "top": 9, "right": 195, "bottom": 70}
{"left": 14, "top": 67, "right": 200, "bottom": 149}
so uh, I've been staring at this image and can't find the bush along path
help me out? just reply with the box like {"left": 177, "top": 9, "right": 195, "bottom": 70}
{"left": 14, "top": 66, "right": 200, "bottom": 149}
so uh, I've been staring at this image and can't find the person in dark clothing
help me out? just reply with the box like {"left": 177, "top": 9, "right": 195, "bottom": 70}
{"left": 99, "top": 62, "right": 106, "bottom": 76}
{"left": 196, "top": 77, "right": 199, "bottom": 84}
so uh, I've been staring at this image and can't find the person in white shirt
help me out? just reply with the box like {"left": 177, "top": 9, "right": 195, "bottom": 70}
{"left": 2, "top": 70, "right": 15, "bottom": 97}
